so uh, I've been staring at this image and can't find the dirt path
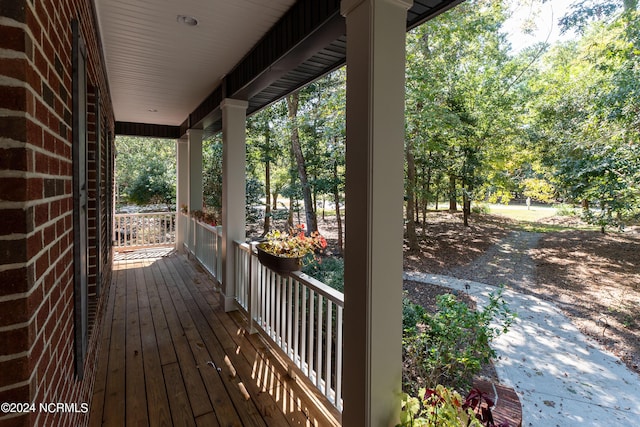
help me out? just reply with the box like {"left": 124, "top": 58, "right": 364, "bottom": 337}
{"left": 450, "top": 230, "right": 543, "bottom": 291}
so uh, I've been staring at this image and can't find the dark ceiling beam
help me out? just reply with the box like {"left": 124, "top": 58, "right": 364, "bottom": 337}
{"left": 115, "top": 121, "right": 182, "bottom": 139}
{"left": 185, "top": 0, "right": 464, "bottom": 138}
{"left": 188, "top": 0, "right": 342, "bottom": 135}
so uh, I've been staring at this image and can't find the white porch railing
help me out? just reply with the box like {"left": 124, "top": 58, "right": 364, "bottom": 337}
{"left": 113, "top": 212, "right": 176, "bottom": 249}
{"left": 234, "top": 241, "right": 344, "bottom": 411}
{"left": 180, "top": 212, "right": 222, "bottom": 278}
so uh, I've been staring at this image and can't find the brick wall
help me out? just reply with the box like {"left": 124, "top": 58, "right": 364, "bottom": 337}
{"left": 0, "top": 0, "right": 114, "bottom": 426}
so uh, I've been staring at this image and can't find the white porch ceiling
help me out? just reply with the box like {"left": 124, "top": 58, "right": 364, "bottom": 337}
{"left": 95, "top": 0, "right": 296, "bottom": 126}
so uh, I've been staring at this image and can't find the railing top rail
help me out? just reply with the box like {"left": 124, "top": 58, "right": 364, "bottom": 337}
{"left": 114, "top": 211, "right": 175, "bottom": 217}
{"left": 291, "top": 271, "right": 344, "bottom": 306}
{"left": 233, "top": 240, "right": 344, "bottom": 307}
{"left": 195, "top": 220, "right": 222, "bottom": 235}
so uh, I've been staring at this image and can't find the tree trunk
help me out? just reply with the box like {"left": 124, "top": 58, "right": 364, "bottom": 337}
{"left": 405, "top": 138, "right": 419, "bottom": 251}
{"left": 449, "top": 174, "right": 457, "bottom": 211}
{"left": 263, "top": 156, "right": 271, "bottom": 235}
{"left": 287, "top": 93, "right": 318, "bottom": 233}
{"left": 333, "top": 160, "right": 343, "bottom": 255}
{"left": 422, "top": 164, "right": 431, "bottom": 235}
{"left": 463, "top": 186, "right": 471, "bottom": 227}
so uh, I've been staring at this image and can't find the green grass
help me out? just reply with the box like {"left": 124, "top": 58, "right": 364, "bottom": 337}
{"left": 487, "top": 205, "right": 557, "bottom": 222}
{"left": 485, "top": 204, "right": 596, "bottom": 232}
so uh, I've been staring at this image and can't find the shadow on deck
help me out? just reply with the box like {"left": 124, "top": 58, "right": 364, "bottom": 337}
{"left": 89, "top": 248, "right": 340, "bottom": 426}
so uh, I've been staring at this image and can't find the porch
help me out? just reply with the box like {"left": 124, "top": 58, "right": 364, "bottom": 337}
{"left": 89, "top": 247, "right": 341, "bottom": 426}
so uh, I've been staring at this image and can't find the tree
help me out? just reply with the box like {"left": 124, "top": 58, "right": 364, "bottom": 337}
{"left": 406, "top": 0, "right": 519, "bottom": 227}
{"left": 127, "top": 159, "right": 175, "bottom": 208}
{"left": 526, "top": 3, "right": 640, "bottom": 231}
{"left": 286, "top": 92, "right": 318, "bottom": 233}
{"left": 115, "top": 136, "right": 176, "bottom": 209}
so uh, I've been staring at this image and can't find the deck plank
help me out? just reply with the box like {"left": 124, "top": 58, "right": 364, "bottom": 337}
{"left": 168, "top": 257, "right": 307, "bottom": 426}
{"left": 151, "top": 260, "right": 214, "bottom": 419}
{"left": 125, "top": 266, "right": 149, "bottom": 426}
{"left": 165, "top": 256, "right": 275, "bottom": 427}
{"left": 139, "top": 262, "right": 173, "bottom": 426}
{"left": 155, "top": 259, "right": 247, "bottom": 426}
{"left": 101, "top": 266, "right": 127, "bottom": 426}
{"left": 89, "top": 250, "right": 336, "bottom": 427}
{"left": 163, "top": 363, "right": 197, "bottom": 427}
{"left": 88, "top": 265, "right": 117, "bottom": 427}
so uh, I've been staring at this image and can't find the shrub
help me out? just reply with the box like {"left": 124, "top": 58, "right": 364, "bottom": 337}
{"left": 403, "top": 294, "right": 425, "bottom": 332}
{"left": 302, "top": 256, "right": 344, "bottom": 292}
{"left": 403, "top": 288, "right": 515, "bottom": 393}
{"left": 471, "top": 203, "right": 490, "bottom": 214}
{"left": 554, "top": 203, "right": 577, "bottom": 216}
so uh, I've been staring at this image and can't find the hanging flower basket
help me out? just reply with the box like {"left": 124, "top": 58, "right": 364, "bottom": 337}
{"left": 255, "top": 225, "right": 327, "bottom": 275}
{"left": 256, "top": 243, "right": 302, "bottom": 275}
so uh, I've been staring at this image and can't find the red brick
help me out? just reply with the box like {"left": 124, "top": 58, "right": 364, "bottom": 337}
{"left": 0, "top": 326, "right": 30, "bottom": 356}
{"left": 34, "top": 150, "right": 49, "bottom": 174}
{"left": 27, "top": 177, "right": 43, "bottom": 200}
{"left": 0, "top": 267, "right": 30, "bottom": 297}
{"left": 0, "top": 177, "right": 26, "bottom": 201}
{"left": 43, "top": 223, "right": 55, "bottom": 245}
{"left": 0, "top": 147, "right": 29, "bottom": 172}
{"left": 0, "top": 1, "right": 27, "bottom": 23}
{"left": 26, "top": 119, "right": 42, "bottom": 147}
{"left": 0, "top": 25, "right": 26, "bottom": 53}
{"left": 0, "top": 239, "right": 26, "bottom": 264}
{"left": 0, "top": 384, "right": 30, "bottom": 408}
{"left": 0, "top": 116, "right": 26, "bottom": 142}
{"left": 0, "top": 208, "right": 27, "bottom": 235}
{"left": 0, "top": 57, "right": 27, "bottom": 81}
{"left": 34, "top": 203, "right": 48, "bottom": 226}
{"left": 0, "top": 296, "right": 28, "bottom": 329}
{"left": 0, "top": 356, "right": 29, "bottom": 388}
{"left": 0, "top": 86, "right": 27, "bottom": 111}
{"left": 35, "top": 253, "right": 48, "bottom": 278}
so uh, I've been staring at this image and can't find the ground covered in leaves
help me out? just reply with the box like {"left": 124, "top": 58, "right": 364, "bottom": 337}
{"left": 402, "top": 211, "right": 640, "bottom": 375}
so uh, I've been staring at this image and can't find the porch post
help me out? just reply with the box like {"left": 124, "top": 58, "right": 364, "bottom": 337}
{"left": 176, "top": 137, "right": 188, "bottom": 251}
{"left": 221, "top": 98, "right": 248, "bottom": 312}
{"left": 188, "top": 129, "right": 203, "bottom": 213}
{"left": 341, "top": 0, "right": 411, "bottom": 425}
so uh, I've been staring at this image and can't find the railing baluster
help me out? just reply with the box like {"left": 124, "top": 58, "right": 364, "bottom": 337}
{"left": 336, "top": 305, "right": 343, "bottom": 410}
{"left": 286, "top": 278, "right": 293, "bottom": 358}
{"left": 294, "top": 280, "right": 300, "bottom": 367}
{"left": 325, "top": 299, "right": 332, "bottom": 397}
{"left": 301, "top": 286, "right": 307, "bottom": 374}
{"left": 308, "top": 289, "right": 315, "bottom": 382}
{"left": 316, "top": 294, "right": 323, "bottom": 389}
{"left": 275, "top": 274, "right": 281, "bottom": 343}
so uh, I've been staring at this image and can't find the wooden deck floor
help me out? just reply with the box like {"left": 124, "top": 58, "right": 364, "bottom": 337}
{"left": 89, "top": 249, "right": 341, "bottom": 427}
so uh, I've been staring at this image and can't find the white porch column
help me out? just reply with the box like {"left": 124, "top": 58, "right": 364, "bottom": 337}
{"left": 341, "top": 0, "right": 411, "bottom": 425}
{"left": 175, "top": 137, "right": 189, "bottom": 251}
{"left": 221, "top": 98, "right": 248, "bottom": 311}
{"left": 188, "top": 129, "right": 203, "bottom": 212}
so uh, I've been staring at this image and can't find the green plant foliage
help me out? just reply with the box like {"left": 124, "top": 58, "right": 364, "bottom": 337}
{"left": 403, "top": 294, "right": 426, "bottom": 332}
{"left": 554, "top": 203, "right": 578, "bottom": 217}
{"left": 471, "top": 203, "right": 490, "bottom": 214}
{"left": 302, "top": 257, "right": 344, "bottom": 293}
{"left": 403, "top": 288, "right": 515, "bottom": 393}
{"left": 115, "top": 136, "right": 176, "bottom": 210}
{"left": 398, "top": 385, "right": 483, "bottom": 427}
